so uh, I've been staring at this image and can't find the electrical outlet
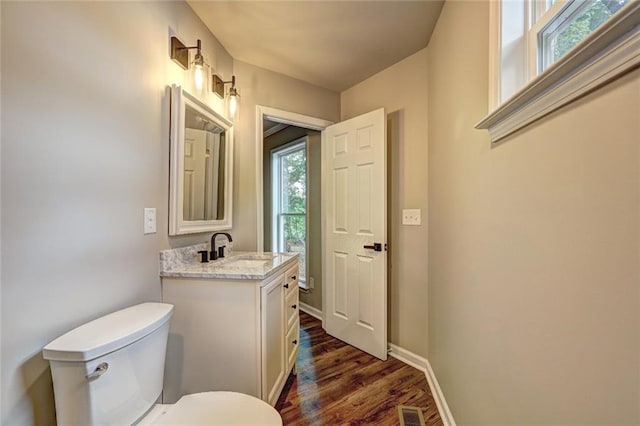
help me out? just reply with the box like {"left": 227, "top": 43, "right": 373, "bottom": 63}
{"left": 309, "top": 277, "right": 315, "bottom": 289}
{"left": 402, "top": 209, "right": 421, "bottom": 226}
{"left": 144, "top": 208, "right": 157, "bottom": 234}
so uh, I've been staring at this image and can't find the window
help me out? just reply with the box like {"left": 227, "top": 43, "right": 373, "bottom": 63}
{"left": 272, "top": 139, "right": 307, "bottom": 284}
{"left": 478, "top": 0, "right": 639, "bottom": 142}
{"left": 533, "top": 0, "right": 629, "bottom": 74}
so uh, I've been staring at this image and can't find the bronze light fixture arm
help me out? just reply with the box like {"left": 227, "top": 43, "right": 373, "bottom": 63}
{"left": 212, "top": 74, "right": 237, "bottom": 98}
{"left": 170, "top": 37, "right": 202, "bottom": 70}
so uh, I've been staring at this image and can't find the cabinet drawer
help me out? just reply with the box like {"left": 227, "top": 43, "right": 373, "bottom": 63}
{"left": 284, "top": 264, "right": 299, "bottom": 295}
{"left": 286, "top": 318, "right": 299, "bottom": 370}
{"left": 285, "top": 286, "right": 299, "bottom": 330}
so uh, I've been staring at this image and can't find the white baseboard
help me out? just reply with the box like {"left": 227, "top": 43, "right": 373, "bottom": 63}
{"left": 388, "top": 344, "right": 456, "bottom": 426}
{"left": 388, "top": 343, "right": 428, "bottom": 372}
{"left": 424, "top": 359, "right": 456, "bottom": 426}
{"left": 299, "top": 302, "right": 323, "bottom": 321}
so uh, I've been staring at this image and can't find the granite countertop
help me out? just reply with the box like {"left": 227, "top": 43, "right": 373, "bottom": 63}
{"left": 159, "top": 243, "right": 298, "bottom": 280}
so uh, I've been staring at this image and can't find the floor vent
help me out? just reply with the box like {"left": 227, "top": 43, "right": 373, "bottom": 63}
{"left": 398, "top": 405, "right": 426, "bottom": 426}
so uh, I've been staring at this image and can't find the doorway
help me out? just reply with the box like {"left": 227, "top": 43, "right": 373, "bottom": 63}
{"left": 256, "top": 106, "right": 388, "bottom": 362}
{"left": 256, "top": 107, "right": 332, "bottom": 319}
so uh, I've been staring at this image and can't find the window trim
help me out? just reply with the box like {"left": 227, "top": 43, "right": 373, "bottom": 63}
{"left": 271, "top": 137, "right": 308, "bottom": 284}
{"left": 477, "top": 0, "right": 640, "bottom": 143}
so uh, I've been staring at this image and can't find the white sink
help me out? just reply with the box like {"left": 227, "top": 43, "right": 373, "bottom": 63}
{"left": 223, "top": 259, "right": 269, "bottom": 268}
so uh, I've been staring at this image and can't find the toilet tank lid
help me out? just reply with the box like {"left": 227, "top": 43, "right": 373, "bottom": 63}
{"left": 43, "top": 303, "right": 173, "bottom": 362}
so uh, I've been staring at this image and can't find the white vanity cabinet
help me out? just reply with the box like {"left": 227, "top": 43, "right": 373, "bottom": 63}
{"left": 161, "top": 259, "right": 299, "bottom": 407}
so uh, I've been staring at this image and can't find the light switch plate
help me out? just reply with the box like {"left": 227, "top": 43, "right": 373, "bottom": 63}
{"left": 144, "top": 208, "right": 157, "bottom": 234}
{"left": 402, "top": 209, "right": 421, "bottom": 226}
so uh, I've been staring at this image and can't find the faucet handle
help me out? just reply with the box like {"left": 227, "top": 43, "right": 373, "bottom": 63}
{"left": 209, "top": 250, "right": 218, "bottom": 261}
{"left": 197, "top": 251, "right": 209, "bottom": 263}
{"left": 218, "top": 245, "right": 226, "bottom": 258}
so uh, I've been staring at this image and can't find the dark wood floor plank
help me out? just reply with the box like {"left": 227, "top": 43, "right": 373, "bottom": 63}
{"left": 276, "top": 312, "right": 443, "bottom": 425}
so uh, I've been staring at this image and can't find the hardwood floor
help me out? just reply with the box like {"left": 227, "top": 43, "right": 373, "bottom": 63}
{"left": 275, "top": 311, "right": 443, "bottom": 426}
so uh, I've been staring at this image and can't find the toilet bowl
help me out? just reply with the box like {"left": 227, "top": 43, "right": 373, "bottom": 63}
{"left": 139, "top": 392, "right": 282, "bottom": 425}
{"left": 42, "top": 303, "right": 282, "bottom": 425}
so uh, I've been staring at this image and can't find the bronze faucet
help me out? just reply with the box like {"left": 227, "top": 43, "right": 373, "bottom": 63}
{"left": 210, "top": 232, "right": 233, "bottom": 260}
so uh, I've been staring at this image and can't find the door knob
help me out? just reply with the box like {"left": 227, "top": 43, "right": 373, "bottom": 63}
{"left": 363, "top": 242, "right": 385, "bottom": 252}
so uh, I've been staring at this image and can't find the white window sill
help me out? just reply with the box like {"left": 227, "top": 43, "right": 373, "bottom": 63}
{"left": 298, "top": 279, "right": 309, "bottom": 290}
{"left": 476, "top": 2, "right": 640, "bottom": 143}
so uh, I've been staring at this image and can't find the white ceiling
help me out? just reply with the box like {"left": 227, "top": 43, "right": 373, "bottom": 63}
{"left": 188, "top": 1, "right": 444, "bottom": 92}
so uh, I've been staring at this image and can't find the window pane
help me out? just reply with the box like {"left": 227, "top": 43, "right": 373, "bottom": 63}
{"left": 542, "top": 0, "right": 629, "bottom": 70}
{"left": 533, "top": 0, "right": 557, "bottom": 22}
{"left": 282, "top": 214, "right": 306, "bottom": 281}
{"left": 281, "top": 149, "right": 306, "bottom": 214}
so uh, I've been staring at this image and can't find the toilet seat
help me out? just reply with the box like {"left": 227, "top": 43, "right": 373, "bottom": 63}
{"left": 150, "top": 392, "right": 283, "bottom": 425}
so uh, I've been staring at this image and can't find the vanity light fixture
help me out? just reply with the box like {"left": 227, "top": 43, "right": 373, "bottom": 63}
{"left": 170, "top": 37, "right": 206, "bottom": 92}
{"left": 212, "top": 74, "right": 240, "bottom": 120}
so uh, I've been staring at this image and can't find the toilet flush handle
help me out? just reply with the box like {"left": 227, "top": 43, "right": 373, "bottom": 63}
{"left": 86, "top": 362, "right": 109, "bottom": 380}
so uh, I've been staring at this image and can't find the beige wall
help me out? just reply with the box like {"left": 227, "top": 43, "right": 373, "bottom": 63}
{"left": 263, "top": 128, "right": 323, "bottom": 310}
{"left": 229, "top": 60, "right": 340, "bottom": 252}
{"left": 1, "top": 2, "right": 233, "bottom": 423}
{"left": 341, "top": 49, "right": 429, "bottom": 357}
{"left": 305, "top": 132, "right": 323, "bottom": 310}
{"left": 427, "top": 1, "right": 640, "bottom": 424}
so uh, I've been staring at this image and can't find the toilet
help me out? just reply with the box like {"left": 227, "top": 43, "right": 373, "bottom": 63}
{"left": 42, "top": 303, "right": 282, "bottom": 425}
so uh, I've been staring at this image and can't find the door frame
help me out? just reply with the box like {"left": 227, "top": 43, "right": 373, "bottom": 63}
{"left": 255, "top": 106, "right": 333, "bottom": 252}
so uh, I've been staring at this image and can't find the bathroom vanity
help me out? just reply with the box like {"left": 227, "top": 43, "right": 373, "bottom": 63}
{"left": 159, "top": 245, "right": 299, "bottom": 406}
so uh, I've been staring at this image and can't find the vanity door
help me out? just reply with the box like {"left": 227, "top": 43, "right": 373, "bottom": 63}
{"left": 260, "top": 274, "right": 286, "bottom": 406}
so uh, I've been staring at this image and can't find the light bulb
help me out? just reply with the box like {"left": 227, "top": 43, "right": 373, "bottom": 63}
{"left": 228, "top": 84, "right": 239, "bottom": 120}
{"left": 229, "top": 94, "right": 237, "bottom": 119}
{"left": 194, "top": 63, "right": 204, "bottom": 91}
{"left": 193, "top": 51, "right": 205, "bottom": 93}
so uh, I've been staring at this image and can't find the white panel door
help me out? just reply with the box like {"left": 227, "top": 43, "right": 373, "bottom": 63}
{"left": 323, "top": 108, "right": 387, "bottom": 360}
{"left": 183, "top": 128, "right": 207, "bottom": 220}
{"left": 204, "top": 132, "right": 220, "bottom": 220}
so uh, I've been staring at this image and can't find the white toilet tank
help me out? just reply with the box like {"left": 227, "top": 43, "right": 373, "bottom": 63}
{"left": 43, "top": 303, "right": 174, "bottom": 425}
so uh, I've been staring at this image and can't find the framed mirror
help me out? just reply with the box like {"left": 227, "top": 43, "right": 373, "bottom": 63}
{"left": 169, "top": 85, "right": 233, "bottom": 235}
